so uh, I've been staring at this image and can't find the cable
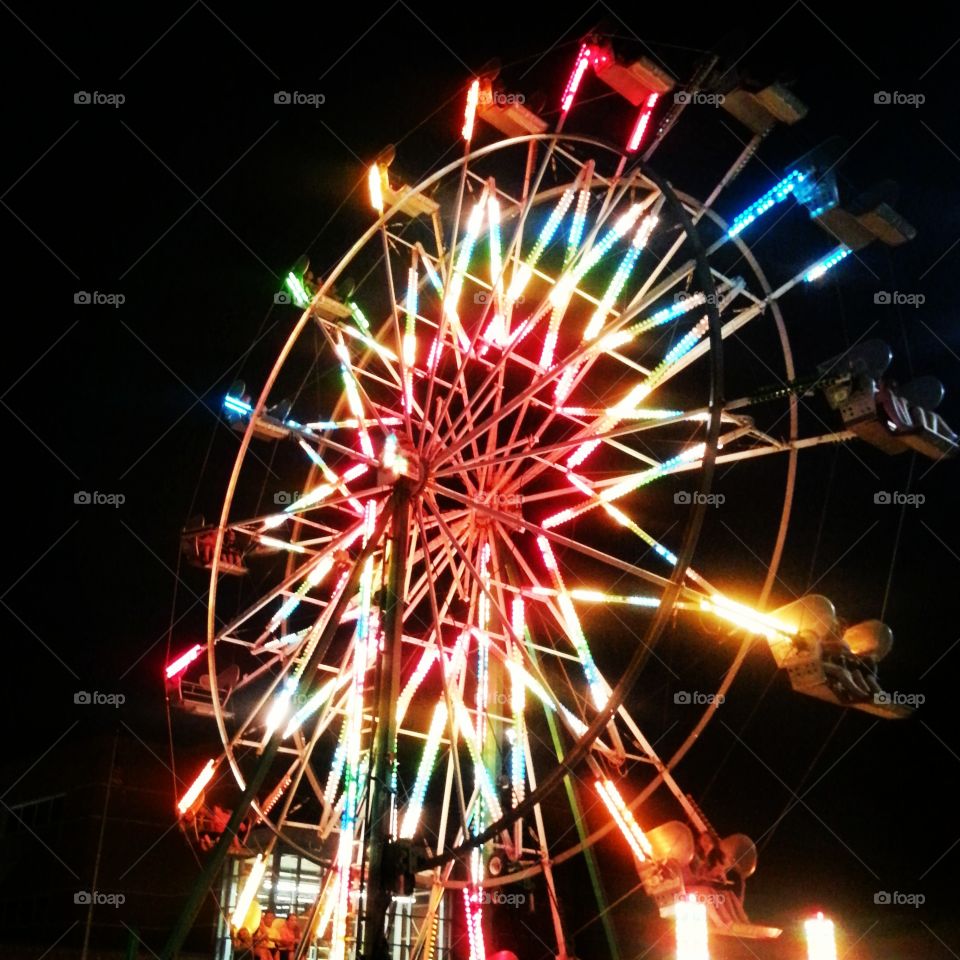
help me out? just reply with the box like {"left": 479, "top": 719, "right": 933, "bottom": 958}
{"left": 756, "top": 711, "right": 845, "bottom": 853}
{"left": 880, "top": 451, "right": 916, "bottom": 622}
{"left": 805, "top": 443, "right": 839, "bottom": 590}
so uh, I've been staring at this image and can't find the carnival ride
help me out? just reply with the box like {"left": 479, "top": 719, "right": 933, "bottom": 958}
{"left": 163, "top": 36, "right": 953, "bottom": 960}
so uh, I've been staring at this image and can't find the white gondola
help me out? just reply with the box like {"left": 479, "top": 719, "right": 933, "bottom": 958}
{"left": 771, "top": 596, "right": 912, "bottom": 718}
{"left": 721, "top": 79, "right": 807, "bottom": 135}
{"left": 593, "top": 46, "right": 675, "bottom": 104}
{"left": 637, "top": 816, "right": 780, "bottom": 939}
{"left": 821, "top": 341, "right": 958, "bottom": 460}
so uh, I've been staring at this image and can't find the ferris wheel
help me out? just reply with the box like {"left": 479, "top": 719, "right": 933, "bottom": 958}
{"left": 164, "top": 37, "right": 955, "bottom": 960}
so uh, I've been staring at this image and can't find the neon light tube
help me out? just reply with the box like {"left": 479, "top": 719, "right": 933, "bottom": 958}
{"left": 224, "top": 394, "right": 252, "bottom": 415}
{"left": 675, "top": 895, "right": 709, "bottom": 960}
{"left": 421, "top": 252, "right": 443, "bottom": 295}
{"left": 399, "top": 701, "right": 447, "bottom": 838}
{"left": 508, "top": 185, "right": 577, "bottom": 304}
{"left": 230, "top": 854, "right": 266, "bottom": 930}
{"left": 437, "top": 200, "right": 486, "bottom": 359}
{"left": 346, "top": 300, "right": 370, "bottom": 333}
{"left": 369, "top": 164, "right": 384, "bottom": 213}
{"left": 566, "top": 180, "right": 591, "bottom": 266}
{"left": 284, "top": 272, "right": 311, "bottom": 308}
{"left": 804, "top": 245, "right": 850, "bottom": 282}
{"left": 536, "top": 536, "right": 605, "bottom": 707}
{"left": 805, "top": 913, "right": 837, "bottom": 960}
{"left": 595, "top": 778, "right": 653, "bottom": 860}
{"left": 583, "top": 214, "right": 658, "bottom": 341}
{"left": 165, "top": 643, "right": 203, "bottom": 679}
{"left": 452, "top": 698, "right": 503, "bottom": 821}
{"left": 626, "top": 92, "right": 659, "bottom": 153}
{"left": 699, "top": 593, "right": 794, "bottom": 643}
{"left": 258, "top": 535, "right": 306, "bottom": 554}
{"left": 727, "top": 170, "right": 805, "bottom": 238}
{"left": 264, "top": 677, "right": 297, "bottom": 738}
{"left": 403, "top": 266, "right": 418, "bottom": 410}
{"left": 397, "top": 648, "right": 439, "bottom": 726}
{"left": 463, "top": 79, "right": 480, "bottom": 141}
{"left": 630, "top": 292, "right": 706, "bottom": 337}
{"left": 177, "top": 759, "right": 215, "bottom": 815}
{"left": 551, "top": 203, "right": 646, "bottom": 311}
{"left": 570, "top": 588, "right": 660, "bottom": 606}
{"left": 564, "top": 316, "right": 709, "bottom": 470}
{"left": 561, "top": 44, "right": 593, "bottom": 116}
{"left": 509, "top": 596, "right": 526, "bottom": 802}
{"left": 283, "top": 678, "right": 336, "bottom": 738}
{"left": 463, "top": 887, "right": 486, "bottom": 960}
{"left": 339, "top": 322, "right": 398, "bottom": 362}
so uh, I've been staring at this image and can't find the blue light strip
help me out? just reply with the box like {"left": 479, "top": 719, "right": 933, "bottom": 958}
{"left": 727, "top": 170, "right": 805, "bottom": 238}
{"left": 224, "top": 395, "right": 252, "bottom": 414}
{"left": 803, "top": 244, "right": 851, "bottom": 283}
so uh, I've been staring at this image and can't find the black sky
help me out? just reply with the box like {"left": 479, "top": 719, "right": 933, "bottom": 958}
{"left": 2, "top": 2, "right": 959, "bottom": 957}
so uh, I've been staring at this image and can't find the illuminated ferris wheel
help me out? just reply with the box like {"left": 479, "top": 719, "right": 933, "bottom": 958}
{"left": 165, "top": 38, "right": 955, "bottom": 960}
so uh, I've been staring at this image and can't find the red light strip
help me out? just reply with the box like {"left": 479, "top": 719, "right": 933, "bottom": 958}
{"left": 626, "top": 92, "right": 659, "bottom": 153}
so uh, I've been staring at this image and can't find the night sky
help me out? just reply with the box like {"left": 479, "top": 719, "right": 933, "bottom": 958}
{"left": 2, "top": 2, "right": 959, "bottom": 959}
